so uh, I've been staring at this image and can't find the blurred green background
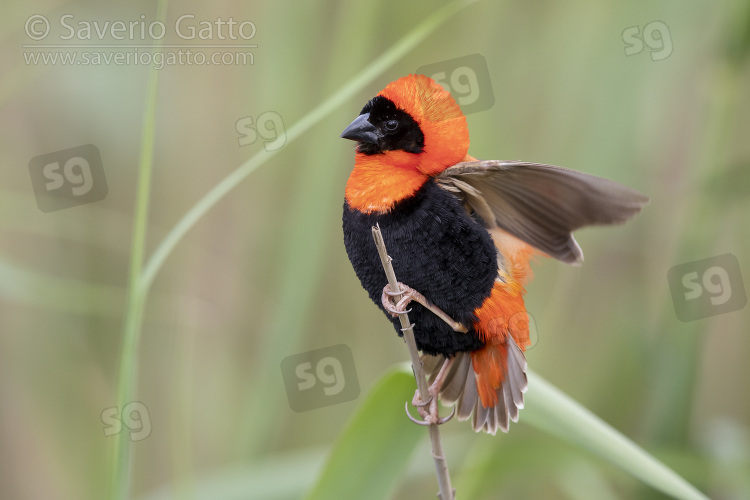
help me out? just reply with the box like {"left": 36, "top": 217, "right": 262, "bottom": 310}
{"left": 1, "top": 0, "right": 749, "bottom": 499}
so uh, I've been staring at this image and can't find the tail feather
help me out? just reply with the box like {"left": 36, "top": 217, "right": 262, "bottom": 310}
{"left": 421, "top": 335, "right": 528, "bottom": 434}
{"left": 439, "top": 352, "right": 471, "bottom": 403}
{"left": 457, "top": 364, "right": 478, "bottom": 421}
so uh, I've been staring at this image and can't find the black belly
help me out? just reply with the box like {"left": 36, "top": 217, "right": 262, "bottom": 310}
{"left": 342, "top": 179, "right": 498, "bottom": 356}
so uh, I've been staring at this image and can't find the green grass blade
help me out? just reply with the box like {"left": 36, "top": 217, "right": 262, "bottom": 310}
{"left": 523, "top": 370, "right": 708, "bottom": 500}
{"left": 108, "top": 1, "right": 169, "bottom": 498}
{"left": 139, "top": 0, "right": 478, "bottom": 293}
{"left": 0, "top": 257, "right": 123, "bottom": 316}
{"left": 304, "top": 367, "right": 424, "bottom": 500}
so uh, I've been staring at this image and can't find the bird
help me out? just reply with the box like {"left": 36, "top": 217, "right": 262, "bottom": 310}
{"left": 340, "top": 74, "right": 648, "bottom": 434}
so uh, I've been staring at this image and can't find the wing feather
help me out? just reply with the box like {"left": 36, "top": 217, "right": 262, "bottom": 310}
{"left": 436, "top": 160, "right": 649, "bottom": 264}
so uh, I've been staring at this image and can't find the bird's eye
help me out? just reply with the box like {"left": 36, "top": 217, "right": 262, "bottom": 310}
{"left": 383, "top": 119, "right": 399, "bottom": 133}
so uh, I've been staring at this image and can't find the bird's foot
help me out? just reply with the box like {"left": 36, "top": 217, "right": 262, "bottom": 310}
{"left": 381, "top": 281, "right": 421, "bottom": 317}
{"left": 381, "top": 282, "right": 468, "bottom": 333}
{"left": 405, "top": 386, "right": 455, "bottom": 426}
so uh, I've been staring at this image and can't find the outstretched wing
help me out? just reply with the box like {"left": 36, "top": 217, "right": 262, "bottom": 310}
{"left": 436, "top": 160, "right": 649, "bottom": 264}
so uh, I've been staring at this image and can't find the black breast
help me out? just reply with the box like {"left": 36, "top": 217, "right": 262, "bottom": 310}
{"left": 342, "top": 179, "right": 498, "bottom": 356}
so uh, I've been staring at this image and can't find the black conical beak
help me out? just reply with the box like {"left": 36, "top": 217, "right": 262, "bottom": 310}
{"left": 340, "top": 113, "right": 379, "bottom": 144}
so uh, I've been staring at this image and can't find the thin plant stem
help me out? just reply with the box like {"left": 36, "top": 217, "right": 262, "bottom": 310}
{"left": 371, "top": 224, "right": 455, "bottom": 500}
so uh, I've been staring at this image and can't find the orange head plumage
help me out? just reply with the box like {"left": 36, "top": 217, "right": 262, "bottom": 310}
{"left": 341, "top": 74, "right": 470, "bottom": 213}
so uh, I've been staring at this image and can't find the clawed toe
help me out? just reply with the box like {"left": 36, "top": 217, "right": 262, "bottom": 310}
{"left": 383, "top": 283, "right": 406, "bottom": 297}
{"left": 405, "top": 388, "right": 454, "bottom": 426}
{"left": 405, "top": 401, "right": 456, "bottom": 426}
{"left": 381, "top": 282, "right": 415, "bottom": 317}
